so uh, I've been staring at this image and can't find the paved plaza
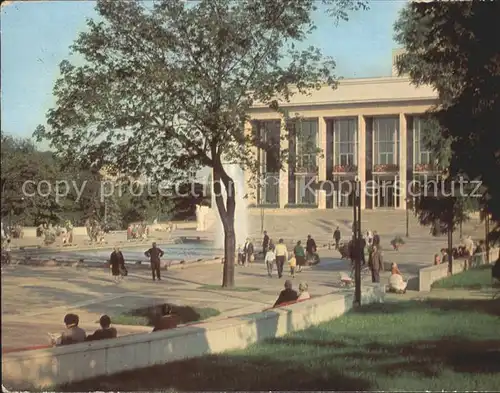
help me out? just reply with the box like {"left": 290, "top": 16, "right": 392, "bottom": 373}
{"left": 2, "top": 210, "right": 486, "bottom": 351}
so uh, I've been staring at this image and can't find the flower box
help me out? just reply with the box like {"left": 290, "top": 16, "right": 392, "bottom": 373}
{"left": 333, "top": 164, "right": 358, "bottom": 173}
{"left": 414, "top": 163, "right": 436, "bottom": 172}
{"left": 373, "top": 164, "right": 399, "bottom": 172}
{"left": 295, "top": 166, "right": 318, "bottom": 174}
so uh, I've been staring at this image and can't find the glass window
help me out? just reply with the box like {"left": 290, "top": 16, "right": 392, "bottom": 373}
{"left": 295, "top": 120, "right": 318, "bottom": 172}
{"left": 373, "top": 117, "right": 399, "bottom": 166}
{"left": 413, "top": 117, "right": 431, "bottom": 165}
{"left": 334, "top": 119, "right": 357, "bottom": 167}
{"left": 296, "top": 174, "right": 316, "bottom": 204}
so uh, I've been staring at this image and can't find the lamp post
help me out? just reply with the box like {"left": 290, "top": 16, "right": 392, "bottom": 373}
{"left": 405, "top": 197, "right": 410, "bottom": 238}
{"left": 485, "top": 211, "right": 490, "bottom": 263}
{"left": 353, "top": 178, "right": 362, "bottom": 306}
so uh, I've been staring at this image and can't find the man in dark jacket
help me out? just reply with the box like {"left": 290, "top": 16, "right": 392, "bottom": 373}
{"left": 145, "top": 242, "right": 164, "bottom": 281}
{"left": 372, "top": 231, "right": 381, "bottom": 248}
{"left": 262, "top": 231, "right": 270, "bottom": 257}
{"left": 333, "top": 227, "right": 341, "bottom": 250}
{"left": 370, "top": 245, "right": 384, "bottom": 283}
{"left": 306, "top": 235, "right": 317, "bottom": 261}
{"left": 86, "top": 315, "right": 117, "bottom": 341}
{"left": 273, "top": 280, "right": 298, "bottom": 307}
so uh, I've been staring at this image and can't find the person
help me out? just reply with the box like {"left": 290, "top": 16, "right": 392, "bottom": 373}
{"left": 275, "top": 238, "right": 288, "bottom": 279}
{"left": 262, "top": 231, "right": 270, "bottom": 258}
{"left": 388, "top": 263, "right": 407, "bottom": 294}
{"left": 3, "top": 238, "right": 12, "bottom": 265}
{"left": 110, "top": 247, "right": 126, "bottom": 283}
{"left": 440, "top": 248, "right": 449, "bottom": 263}
{"left": 293, "top": 240, "right": 306, "bottom": 273}
{"left": 297, "top": 282, "right": 311, "bottom": 301}
{"left": 370, "top": 245, "right": 384, "bottom": 283}
{"left": 306, "top": 235, "right": 317, "bottom": 262}
{"left": 273, "top": 280, "right": 298, "bottom": 307}
{"left": 366, "top": 230, "right": 373, "bottom": 246}
{"left": 127, "top": 225, "right": 132, "bottom": 241}
{"left": 433, "top": 253, "right": 441, "bottom": 265}
{"left": 359, "top": 236, "right": 367, "bottom": 266}
{"left": 288, "top": 255, "right": 297, "bottom": 278}
{"left": 463, "top": 235, "right": 474, "bottom": 257}
{"left": 265, "top": 244, "right": 276, "bottom": 277}
{"left": 237, "top": 244, "right": 244, "bottom": 265}
{"left": 56, "top": 314, "right": 86, "bottom": 346}
{"left": 333, "top": 227, "right": 341, "bottom": 250}
{"left": 243, "top": 238, "right": 254, "bottom": 267}
{"left": 145, "top": 242, "right": 164, "bottom": 281}
{"left": 474, "top": 240, "right": 486, "bottom": 255}
{"left": 86, "top": 315, "right": 117, "bottom": 341}
{"left": 152, "top": 304, "right": 179, "bottom": 332}
{"left": 372, "top": 231, "right": 380, "bottom": 248}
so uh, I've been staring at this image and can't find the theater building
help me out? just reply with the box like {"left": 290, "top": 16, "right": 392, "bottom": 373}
{"left": 244, "top": 50, "right": 439, "bottom": 210}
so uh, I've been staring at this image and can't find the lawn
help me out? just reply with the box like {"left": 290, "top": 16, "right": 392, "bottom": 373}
{"left": 432, "top": 265, "right": 496, "bottom": 289}
{"left": 107, "top": 305, "right": 220, "bottom": 327}
{"left": 60, "top": 297, "right": 500, "bottom": 391}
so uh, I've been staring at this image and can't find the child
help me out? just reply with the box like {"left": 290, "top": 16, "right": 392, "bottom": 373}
{"left": 289, "top": 255, "right": 297, "bottom": 278}
{"left": 265, "top": 246, "right": 276, "bottom": 277}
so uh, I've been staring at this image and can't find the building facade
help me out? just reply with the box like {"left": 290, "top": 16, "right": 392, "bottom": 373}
{"left": 245, "top": 61, "right": 440, "bottom": 210}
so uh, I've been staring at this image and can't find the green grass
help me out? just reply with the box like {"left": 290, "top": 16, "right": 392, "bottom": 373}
{"left": 198, "top": 284, "right": 259, "bottom": 292}
{"left": 106, "top": 305, "right": 220, "bottom": 327}
{"left": 59, "top": 297, "right": 500, "bottom": 391}
{"left": 432, "top": 265, "right": 495, "bottom": 289}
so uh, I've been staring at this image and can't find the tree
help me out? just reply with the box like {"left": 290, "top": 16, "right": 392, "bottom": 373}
{"left": 395, "top": 1, "right": 500, "bottom": 243}
{"left": 1, "top": 133, "right": 62, "bottom": 226}
{"left": 35, "top": 0, "right": 366, "bottom": 287}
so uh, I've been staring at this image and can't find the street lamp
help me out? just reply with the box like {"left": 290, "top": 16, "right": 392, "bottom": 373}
{"left": 352, "top": 178, "right": 362, "bottom": 306}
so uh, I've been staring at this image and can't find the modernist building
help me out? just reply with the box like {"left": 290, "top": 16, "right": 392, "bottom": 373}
{"left": 245, "top": 50, "right": 439, "bottom": 210}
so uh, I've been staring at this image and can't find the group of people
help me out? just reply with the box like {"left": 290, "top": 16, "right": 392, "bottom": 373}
{"left": 237, "top": 238, "right": 255, "bottom": 266}
{"left": 51, "top": 305, "right": 180, "bottom": 347}
{"left": 262, "top": 232, "right": 318, "bottom": 279}
{"left": 273, "top": 280, "right": 311, "bottom": 307}
{"left": 127, "top": 223, "right": 149, "bottom": 240}
{"left": 108, "top": 242, "right": 165, "bottom": 283}
{"left": 433, "top": 237, "right": 485, "bottom": 266}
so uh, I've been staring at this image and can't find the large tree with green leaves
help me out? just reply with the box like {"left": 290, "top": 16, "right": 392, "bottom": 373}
{"left": 395, "top": 1, "right": 500, "bottom": 244}
{"left": 35, "top": 0, "right": 366, "bottom": 287}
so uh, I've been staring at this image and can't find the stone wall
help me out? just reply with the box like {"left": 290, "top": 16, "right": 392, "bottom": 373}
{"left": 2, "top": 284, "right": 385, "bottom": 390}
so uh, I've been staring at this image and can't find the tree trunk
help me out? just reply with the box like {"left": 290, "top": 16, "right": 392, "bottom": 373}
{"left": 212, "top": 161, "right": 237, "bottom": 288}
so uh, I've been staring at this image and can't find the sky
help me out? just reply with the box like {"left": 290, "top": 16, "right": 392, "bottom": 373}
{"left": 0, "top": 0, "right": 407, "bottom": 144}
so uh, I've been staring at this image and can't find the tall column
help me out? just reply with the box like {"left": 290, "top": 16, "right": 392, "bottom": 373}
{"left": 279, "top": 118, "right": 289, "bottom": 209}
{"left": 243, "top": 120, "right": 257, "bottom": 205}
{"left": 317, "top": 117, "right": 327, "bottom": 209}
{"left": 358, "top": 115, "right": 366, "bottom": 209}
{"left": 399, "top": 113, "right": 407, "bottom": 210}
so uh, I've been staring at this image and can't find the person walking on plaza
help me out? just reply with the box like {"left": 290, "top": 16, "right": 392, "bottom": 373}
{"left": 370, "top": 245, "right": 384, "bottom": 283}
{"left": 265, "top": 244, "right": 276, "bottom": 277}
{"left": 110, "top": 246, "right": 126, "bottom": 283}
{"left": 145, "top": 242, "right": 164, "bottom": 281}
{"left": 275, "top": 238, "right": 288, "bottom": 279}
{"left": 243, "top": 238, "right": 254, "bottom": 267}
{"left": 306, "top": 234, "right": 317, "bottom": 263}
{"left": 333, "top": 227, "right": 341, "bottom": 250}
{"left": 288, "top": 254, "right": 297, "bottom": 278}
{"left": 372, "top": 231, "right": 380, "bottom": 248}
{"left": 262, "top": 231, "right": 270, "bottom": 258}
{"left": 293, "top": 240, "right": 306, "bottom": 273}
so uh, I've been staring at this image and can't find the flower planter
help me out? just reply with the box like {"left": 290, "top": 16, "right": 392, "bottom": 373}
{"left": 333, "top": 164, "right": 357, "bottom": 173}
{"left": 373, "top": 164, "right": 399, "bottom": 173}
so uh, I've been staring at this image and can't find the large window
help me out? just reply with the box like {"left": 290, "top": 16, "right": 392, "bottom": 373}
{"left": 413, "top": 117, "right": 431, "bottom": 165}
{"left": 296, "top": 174, "right": 316, "bottom": 204}
{"left": 373, "top": 117, "right": 399, "bottom": 166}
{"left": 295, "top": 120, "right": 318, "bottom": 172}
{"left": 333, "top": 119, "right": 357, "bottom": 167}
{"left": 253, "top": 120, "right": 281, "bottom": 204}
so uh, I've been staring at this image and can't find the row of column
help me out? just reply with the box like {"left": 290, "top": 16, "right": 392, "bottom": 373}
{"left": 245, "top": 114, "right": 409, "bottom": 210}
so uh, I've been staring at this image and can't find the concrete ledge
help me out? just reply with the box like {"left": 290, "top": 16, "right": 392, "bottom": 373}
{"left": 2, "top": 284, "right": 384, "bottom": 390}
{"left": 418, "top": 248, "right": 498, "bottom": 291}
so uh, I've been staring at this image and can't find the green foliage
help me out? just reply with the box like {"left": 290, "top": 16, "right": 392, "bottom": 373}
{"left": 432, "top": 265, "right": 495, "bottom": 290}
{"left": 395, "top": 1, "right": 500, "bottom": 244}
{"left": 34, "top": 0, "right": 366, "bottom": 287}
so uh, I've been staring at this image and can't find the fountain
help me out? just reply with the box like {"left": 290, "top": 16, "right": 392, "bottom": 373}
{"left": 210, "top": 164, "right": 249, "bottom": 250}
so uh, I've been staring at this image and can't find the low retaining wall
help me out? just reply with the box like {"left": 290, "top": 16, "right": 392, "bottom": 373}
{"left": 2, "top": 284, "right": 384, "bottom": 390}
{"left": 418, "top": 248, "right": 498, "bottom": 291}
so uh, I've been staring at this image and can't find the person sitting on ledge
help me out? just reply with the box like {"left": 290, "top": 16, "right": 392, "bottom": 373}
{"left": 86, "top": 315, "right": 117, "bottom": 341}
{"left": 152, "top": 304, "right": 179, "bottom": 332}
{"left": 58, "top": 313, "right": 86, "bottom": 346}
{"left": 388, "top": 263, "right": 407, "bottom": 294}
{"left": 273, "top": 280, "right": 298, "bottom": 307}
{"left": 297, "top": 282, "right": 311, "bottom": 301}
{"left": 433, "top": 254, "right": 441, "bottom": 265}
